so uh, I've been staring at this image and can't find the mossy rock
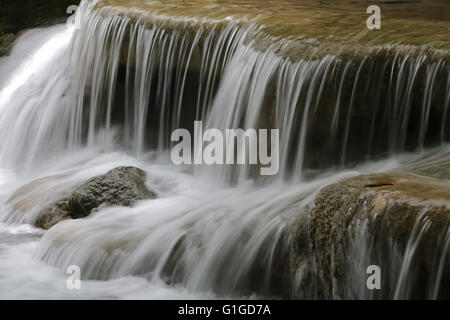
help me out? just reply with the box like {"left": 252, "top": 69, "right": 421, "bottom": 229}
{"left": 291, "top": 171, "right": 450, "bottom": 299}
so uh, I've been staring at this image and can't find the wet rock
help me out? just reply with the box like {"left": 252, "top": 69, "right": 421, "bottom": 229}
{"left": 35, "top": 199, "right": 71, "bottom": 230}
{"left": 291, "top": 169, "right": 450, "bottom": 299}
{"left": 36, "top": 166, "right": 156, "bottom": 229}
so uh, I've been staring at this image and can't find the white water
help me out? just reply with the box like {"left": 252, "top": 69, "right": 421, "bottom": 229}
{"left": 0, "top": 0, "right": 449, "bottom": 299}
{"left": 0, "top": 145, "right": 428, "bottom": 299}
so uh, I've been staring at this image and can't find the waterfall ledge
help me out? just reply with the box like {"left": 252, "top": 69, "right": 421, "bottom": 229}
{"left": 292, "top": 163, "right": 450, "bottom": 299}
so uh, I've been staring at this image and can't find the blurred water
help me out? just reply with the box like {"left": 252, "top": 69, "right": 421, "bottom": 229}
{"left": 0, "top": 0, "right": 448, "bottom": 299}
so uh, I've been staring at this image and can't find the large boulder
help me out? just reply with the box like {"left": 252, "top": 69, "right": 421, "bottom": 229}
{"left": 35, "top": 166, "right": 155, "bottom": 229}
{"left": 291, "top": 171, "right": 450, "bottom": 299}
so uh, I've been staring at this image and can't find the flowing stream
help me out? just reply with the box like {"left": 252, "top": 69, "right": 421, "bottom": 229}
{"left": 0, "top": 0, "right": 449, "bottom": 299}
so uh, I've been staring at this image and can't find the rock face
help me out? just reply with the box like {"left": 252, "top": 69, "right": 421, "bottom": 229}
{"left": 36, "top": 166, "right": 155, "bottom": 229}
{"left": 291, "top": 171, "right": 450, "bottom": 299}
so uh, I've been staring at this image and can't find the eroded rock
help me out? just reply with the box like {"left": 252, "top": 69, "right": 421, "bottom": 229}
{"left": 292, "top": 172, "right": 450, "bottom": 299}
{"left": 35, "top": 166, "right": 155, "bottom": 229}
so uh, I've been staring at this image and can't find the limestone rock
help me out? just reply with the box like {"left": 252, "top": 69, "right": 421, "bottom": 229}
{"left": 292, "top": 172, "right": 450, "bottom": 299}
{"left": 36, "top": 166, "right": 156, "bottom": 229}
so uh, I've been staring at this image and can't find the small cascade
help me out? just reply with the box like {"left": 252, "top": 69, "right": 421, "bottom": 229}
{"left": 0, "top": 25, "right": 75, "bottom": 172}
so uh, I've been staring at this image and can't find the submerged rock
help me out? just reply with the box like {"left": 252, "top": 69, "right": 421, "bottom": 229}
{"left": 35, "top": 166, "right": 155, "bottom": 229}
{"left": 292, "top": 171, "right": 450, "bottom": 299}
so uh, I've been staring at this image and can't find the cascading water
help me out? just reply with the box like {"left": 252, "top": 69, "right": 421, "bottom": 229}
{"left": 0, "top": 0, "right": 449, "bottom": 299}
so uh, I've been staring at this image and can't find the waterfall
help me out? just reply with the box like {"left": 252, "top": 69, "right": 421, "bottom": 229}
{"left": 0, "top": 0, "right": 449, "bottom": 299}
{"left": 0, "top": 25, "right": 76, "bottom": 172}
{"left": 63, "top": 1, "right": 450, "bottom": 185}
{"left": 2, "top": 0, "right": 448, "bottom": 181}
